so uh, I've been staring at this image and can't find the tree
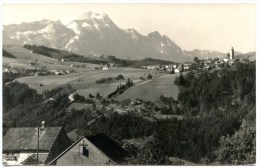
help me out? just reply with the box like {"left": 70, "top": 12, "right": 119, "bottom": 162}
{"left": 21, "top": 154, "right": 43, "bottom": 165}
{"left": 124, "top": 140, "right": 170, "bottom": 165}
{"left": 214, "top": 119, "right": 255, "bottom": 165}
{"left": 96, "top": 92, "right": 101, "bottom": 100}
{"left": 227, "top": 53, "right": 230, "bottom": 58}
{"left": 147, "top": 74, "right": 152, "bottom": 79}
{"left": 116, "top": 74, "right": 125, "bottom": 80}
{"left": 194, "top": 57, "right": 199, "bottom": 63}
{"left": 89, "top": 93, "right": 94, "bottom": 98}
{"left": 174, "top": 73, "right": 185, "bottom": 86}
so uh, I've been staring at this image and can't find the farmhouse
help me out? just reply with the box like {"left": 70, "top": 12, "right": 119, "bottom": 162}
{"left": 174, "top": 69, "right": 180, "bottom": 73}
{"left": 3, "top": 122, "right": 71, "bottom": 165}
{"left": 183, "top": 64, "right": 190, "bottom": 71}
{"left": 49, "top": 134, "right": 126, "bottom": 166}
{"left": 174, "top": 64, "right": 183, "bottom": 73}
{"left": 103, "top": 65, "right": 109, "bottom": 70}
{"left": 147, "top": 65, "right": 160, "bottom": 70}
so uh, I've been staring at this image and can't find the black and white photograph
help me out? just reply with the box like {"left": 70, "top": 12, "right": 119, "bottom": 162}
{"left": 1, "top": 1, "right": 258, "bottom": 166}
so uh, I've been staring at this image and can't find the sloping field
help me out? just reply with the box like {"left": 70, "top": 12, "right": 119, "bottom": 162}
{"left": 3, "top": 45, "right": 98, "bottom": 71}
{"left": 72, "top": 68, "right": 150, "bottom": 98}
{"left": 4, "top": 45, "right": 58, "bottom": 62}
{"left": 15, "top": 70, "right": 104, "bottom": 93}
{"left": 75, "top": 81, "right": 126, "bottom": 98}
{"left": 3, "top": 57, "right": 29, "bottom": 68}
{"left": 15, "top": 68, "right": 150, "bottom": 94}
{"left": 116, "top": 74, "right": 180, "bottom": 103}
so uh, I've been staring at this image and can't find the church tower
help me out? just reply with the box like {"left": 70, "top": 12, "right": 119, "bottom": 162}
{"left": 230, "top": 47, "right": 235, "bottom": 60}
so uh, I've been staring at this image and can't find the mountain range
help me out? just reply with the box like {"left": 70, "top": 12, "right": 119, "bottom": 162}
{"left": 3, "top": 11, "right": 245, "bottom": 63}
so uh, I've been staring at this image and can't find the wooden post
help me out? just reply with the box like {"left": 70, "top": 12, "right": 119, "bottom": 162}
{"left": 37, "top": 126, "right": 39, "bottom": 164}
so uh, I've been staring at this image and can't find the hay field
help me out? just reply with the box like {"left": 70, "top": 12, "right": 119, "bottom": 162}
{"left": 116, "top": 73, "right": 180, "bottom": 102}
{"left": 16, "top": 68, "right": 150, "bottom": 94}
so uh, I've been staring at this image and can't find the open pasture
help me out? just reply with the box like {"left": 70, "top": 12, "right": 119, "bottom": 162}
{"left": 116, "top": 73, "right": 180, "bottom": 103}
{"left": 15, "top": 68, "right": 150, "bottom": 95}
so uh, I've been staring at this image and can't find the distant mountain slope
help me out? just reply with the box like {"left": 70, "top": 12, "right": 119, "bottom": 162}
{"left": 236, "top": 52, "right": 256, "bottom": 61}
{"left": 183, "top": 49, "right": 226, "bottom": 60}
{"left": 3, "top": 11, "right": 187, "bottom": 62}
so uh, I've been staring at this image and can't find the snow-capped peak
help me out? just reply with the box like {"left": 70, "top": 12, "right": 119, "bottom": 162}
{"left": 79, "top": 11, "right": 106, "bottom": 20}
{"left": 66, "top": 21, "right": 80, "bottom": 34}
{"left": 38, "top": 24, "right": 55, "bottom": 33}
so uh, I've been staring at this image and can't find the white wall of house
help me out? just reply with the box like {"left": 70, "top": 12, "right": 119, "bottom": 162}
{"left": 3, "top": 151, "right": 46, "bottom": 165}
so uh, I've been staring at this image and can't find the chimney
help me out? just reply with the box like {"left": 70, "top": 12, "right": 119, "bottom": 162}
{"left": 41, "top": 121, "right": 46, "bottom": 130}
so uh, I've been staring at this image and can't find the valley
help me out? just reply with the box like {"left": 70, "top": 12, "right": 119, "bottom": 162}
{"left": 2, "top": 8, "right": 256, "bottom": 166}
{"left": 4, "top": 45, "right": 181, "bottom": 102}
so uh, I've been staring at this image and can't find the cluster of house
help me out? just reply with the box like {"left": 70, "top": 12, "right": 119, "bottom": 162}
{"left": 92, "top": 63, "right": 117, "bottom": 71}
{"left": 141, "top": 47, "right": 238, "bottom": 73}
{"left": 141, "top": 64, "right": 188, "bottom": 73}
{"left": 50, "top": 69, "right": 76, "bottom": 75}
{"left": 2, "top": 121, "right": 125, "bottom": 166}
{"left": 3, "top": 65, "right": 51, "bottom": 76}
{"left": 3, "top": 63, "right": 79, "bottom": 76}
{"left": 3, "top": 65, "right": 21, "bottom": 74}
{"left": 189, "top": 47, "right": 237, "bottom": 71}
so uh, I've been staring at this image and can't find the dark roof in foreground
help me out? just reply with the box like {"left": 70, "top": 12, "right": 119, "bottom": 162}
{"left": 3, "top": 127, "right": 62, "bottom": 151}
{"left": 87, "top": 133, "right": 126, "bottom": 163}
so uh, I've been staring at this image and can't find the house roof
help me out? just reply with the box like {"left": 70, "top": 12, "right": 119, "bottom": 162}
{"left": 87, "top": 133, "right": 126, "bottom": 163}
{"left": 3, "top": 127, "right": 62, "bottom": 151}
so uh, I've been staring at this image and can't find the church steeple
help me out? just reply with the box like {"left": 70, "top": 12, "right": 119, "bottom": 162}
{"left": 230, "top": 47, "right": 235, "bottom": 60}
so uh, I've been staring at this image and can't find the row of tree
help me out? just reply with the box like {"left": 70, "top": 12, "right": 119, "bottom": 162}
{"left": 107, "top": 78, "right": 134, "bottom": 98}
{"left": 96, "top": 74, "right": 125, "bottom": 84}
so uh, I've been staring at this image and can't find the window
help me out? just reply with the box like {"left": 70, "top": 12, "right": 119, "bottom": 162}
{"left": 82, "top": 147, "right": 89, "bottom": 157}
{"left": 79, "top": 140, "right": 89, "bottom": 157}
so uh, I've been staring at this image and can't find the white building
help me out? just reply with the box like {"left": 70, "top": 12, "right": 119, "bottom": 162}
{"left": 102, "top": 66, "right": 109, "bottom": 70}
{"left": 174, "top": 69, "right": 180, "bottom": 73}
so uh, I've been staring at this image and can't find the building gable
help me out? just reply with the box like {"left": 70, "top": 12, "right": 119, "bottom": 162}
{"left": 49, "top": 137, "right": 115, "bottom": 166}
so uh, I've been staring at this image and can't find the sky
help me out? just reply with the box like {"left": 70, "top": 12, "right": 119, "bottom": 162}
{"left": 2, "top": 3, "right": 257, "bottom": 53}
